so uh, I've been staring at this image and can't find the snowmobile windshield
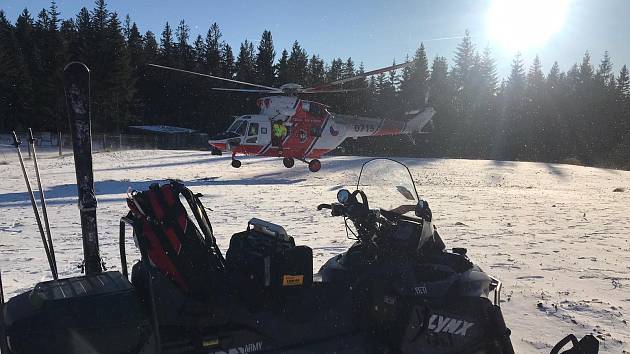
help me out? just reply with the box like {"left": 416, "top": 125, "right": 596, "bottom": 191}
{"left": 356, "top": 158, "right": 419, "bottom": 215}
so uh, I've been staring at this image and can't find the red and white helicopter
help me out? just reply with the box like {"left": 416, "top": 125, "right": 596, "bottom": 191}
{"left": 149, "top": 62, "right": 435, "bottom": 172}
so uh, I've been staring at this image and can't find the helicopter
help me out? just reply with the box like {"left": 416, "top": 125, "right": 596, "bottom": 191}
{"left": 149, "top": 62, "right": 436, "bottom": 172}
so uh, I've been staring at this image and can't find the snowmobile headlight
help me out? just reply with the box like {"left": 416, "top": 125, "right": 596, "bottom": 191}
{"left": 337, "top": 189, "right": 351, "bottom": 204}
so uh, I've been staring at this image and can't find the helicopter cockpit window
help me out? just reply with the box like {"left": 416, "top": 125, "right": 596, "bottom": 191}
{"left": 228, "top": 120, "right": 248, "bottom": 136}
{"left": 302, "top": 101, "right": 310, "bottom": 112}
{"left": 246, "top": 123, "right": 259, "bottom": 143}
{"left": 226, "top": 120, "right": 240, "bottom": 132}
{"left": 237, "top": 122, "right": 248, "bottom": 136}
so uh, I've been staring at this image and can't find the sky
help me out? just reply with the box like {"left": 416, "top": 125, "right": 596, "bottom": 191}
{"left": 2, "top": 0, "right": 630, "bottom": 79}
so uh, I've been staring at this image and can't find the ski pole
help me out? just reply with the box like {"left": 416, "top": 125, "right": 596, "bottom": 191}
{"left": 28, "top": 128, "right": 58, "bottom": 277}
{"left": 0, "top": 268, "right": 8, "bottom": 354}
{"left": 11, "top": 132, "right": 58, "bottom": 280}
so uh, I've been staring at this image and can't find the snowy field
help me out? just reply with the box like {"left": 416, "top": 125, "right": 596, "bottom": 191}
{"left": 0, "top": 148, "right": 628, "bottom": 353}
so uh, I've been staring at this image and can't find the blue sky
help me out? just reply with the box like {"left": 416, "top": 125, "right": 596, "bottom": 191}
{"left": 3, "top": 0, "right": 629, "bottom": 78}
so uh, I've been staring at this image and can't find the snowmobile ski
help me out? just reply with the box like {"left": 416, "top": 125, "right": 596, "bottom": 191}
{"left": 63, "top": 62, "right": 102, "bottom": 275}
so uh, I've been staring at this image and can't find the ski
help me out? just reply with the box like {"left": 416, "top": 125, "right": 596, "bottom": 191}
{"left": 63, "top": 62, "right": 102, "bottom": 275}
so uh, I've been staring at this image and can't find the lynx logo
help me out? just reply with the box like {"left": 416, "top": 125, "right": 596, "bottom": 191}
{"left": 414, "top": 286, "right": 428, "bottom": 295}
{"left": 211, "top": 341, "right": 263, "bottom": 354}
{"left": 428, "top": 315, "right": 474, "bottom": 336}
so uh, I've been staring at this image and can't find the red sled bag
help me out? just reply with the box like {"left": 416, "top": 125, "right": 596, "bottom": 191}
{"left": 126, "top": 181, "right": 225, "bottom": 297}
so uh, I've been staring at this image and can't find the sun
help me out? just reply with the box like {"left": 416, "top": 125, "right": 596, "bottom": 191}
{"left": 486, "top": 0, "right": 571, "bottom": 53}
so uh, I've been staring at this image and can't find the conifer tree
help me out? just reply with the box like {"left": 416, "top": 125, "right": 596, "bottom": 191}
{"left": 255, "top": 30, "right": 275, "bottom": 86}
{"left": 175, "top": 19, "right": 191, "bottom": 67}
{"left": 0, "top": 10, "right": 32, "bottom": 130}
{"left": 276, "top": 49, "right": 289, "bottom": 85}
{"left": 69, "top": 7, "right": 91, "bottom": 61}
{"left": 597, "top": 51, "right": 614, "bottom": 87}
{"left": 143, "top": 30, "right": 158, "bottom": 62}
{"left": 192, "top": 35, "right": 206, "bottom": 69}
{"left": 542, "top": 61, "right": 564, "bottom": 159}
{"left": 399, "top": 54, "right": 412, "bottom": 92}
{"left": 13, "top": 9, "right": 37, "bottom": 124}
{"left": 399, "top": 44, "right": 429, "bottom": 112}
{"left": 104, "top": 12, "right": 133, "bottom": 131}
{"left": 160, "top": 22, "right": 174, "bottom": 63}
{"left": 127, "top": 23, "right": 143, "bottom": 69}
{"left": 527, "top": 56, "right": 545, "bottom": 96}
{"left": 322, "top": 58, "right": 344, "bottom": 111}
{"left": 578, "top": 51, "right": 594, "bottom": 84}
{"left": 479, "top": 46, "right": 498, "bottom": 97}
{"left": 126, "top": 22, "right": 144, "bottom": 118}
{"left": 451, "top": 30, "right": 475, "bottom": 91}
{"left": 205, "top": 22, "right": 221, "bottom": 74}
{"left": 616, "top": 65, "right": 630, "bottom": 150}
{"left": 326, "top": 58, "right": 343, "bottom": 82}
{"left": 617, "top": 65, "right": 629, "bottom": 99}
{"left": 287, "top": 41, "right": 308, "bottom": 83}
{"left": 220, "top": 43, "right": 235, "bottom": 78}
{"left": 343, "top": 57, "right": 355, "bottom": 78}
{"left": 306, "top": 54, "right": 325, "bottom": 86}
{"left": 499, "top": 53, "right": 527, "bottom": 159}
{"left": 547, "top": 62, "right": 561, "bottom": 90}
{"left": 235, "top": 39, "right": 255, "bottom": 82}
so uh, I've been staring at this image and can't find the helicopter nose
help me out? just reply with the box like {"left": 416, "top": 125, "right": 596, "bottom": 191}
{"left": 208, "top": 140, "right": 228, "bottom": 151}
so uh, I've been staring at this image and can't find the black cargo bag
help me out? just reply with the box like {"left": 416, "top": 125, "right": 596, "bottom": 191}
{"left": 226, "top": 218, "right": 312, "bottom": 297}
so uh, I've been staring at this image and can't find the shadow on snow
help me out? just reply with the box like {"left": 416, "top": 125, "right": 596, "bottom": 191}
{"left": 0, "top": 175, "right": 307, "bottom": 208}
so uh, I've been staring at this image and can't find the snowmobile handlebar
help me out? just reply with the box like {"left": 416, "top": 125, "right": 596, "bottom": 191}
{"left": 319, "top": 189, "right": 370, "bottom": 220}
{"left": 318, "top": 203, "right": 347, "bottom": 217}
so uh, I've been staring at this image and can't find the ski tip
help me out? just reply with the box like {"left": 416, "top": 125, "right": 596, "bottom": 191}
{"left": 63, "top": 62, "right": 90, "bottom": 74}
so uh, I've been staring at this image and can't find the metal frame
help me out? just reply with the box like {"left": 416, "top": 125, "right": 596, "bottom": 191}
{"left": 490, "top": 276, "right": 502, "bottom": 306}
{"left": 119, "top": 216, "right": 162, "bottom": 354}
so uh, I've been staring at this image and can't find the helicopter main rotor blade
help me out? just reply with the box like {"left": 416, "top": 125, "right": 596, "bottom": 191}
{"left": 299, "top": 88, "right": 366, "bottom": 94}
{"left": 211, "top": 88, "right": 283, "bottom": 93}
{"left": 304, "top": 61, "right": 414, "bottom": 91}
{"left": 148, "top": 63, "right": 279, "bottom": 91}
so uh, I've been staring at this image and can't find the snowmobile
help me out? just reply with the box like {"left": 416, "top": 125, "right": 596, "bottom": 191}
{"left": 1, "top": 157, "right": 517, "bottom": 354}
{"left": 0, "top": 63, "right": 597, "bottom": 354}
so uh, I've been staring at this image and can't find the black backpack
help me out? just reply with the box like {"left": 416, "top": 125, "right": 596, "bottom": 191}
{"left": 126, "top": 181, "right": 225, "bottom": 297}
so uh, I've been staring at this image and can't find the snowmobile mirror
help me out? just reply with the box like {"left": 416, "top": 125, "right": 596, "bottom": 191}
{"left": 415, "top": 200, "right": 432, "bottom": 222}
{"left": 396, "top": 185, "right": 416, "bottom": 201}
{"left": 337, "top": 189, "right": 351, "bottom": 204}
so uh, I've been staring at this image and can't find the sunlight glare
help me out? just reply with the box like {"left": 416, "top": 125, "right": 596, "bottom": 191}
{"left": 486, "top": 0, "right": 571, "bottom": 52}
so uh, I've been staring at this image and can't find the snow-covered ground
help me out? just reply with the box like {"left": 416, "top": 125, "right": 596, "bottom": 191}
{"left": 0, "top": 148, "right": 628, "bottom": 353}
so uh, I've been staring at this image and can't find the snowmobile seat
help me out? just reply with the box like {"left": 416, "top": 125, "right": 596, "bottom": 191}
{"left": 125, "top": 181, "right": 226, "bottom": 299}
{"left": 130, "top": 260, "right": 233, "bottom": 328}
{"left": 4, "top": 271, "right": 151, "bottom": 354}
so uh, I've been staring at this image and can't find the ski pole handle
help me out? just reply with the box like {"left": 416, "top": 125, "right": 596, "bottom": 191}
{"left": 317, "top": 203, "right": 332, "bottom": 210}
{"left": 11, "top": 132, "right": 21, "bottom": 148}
{"left": 28, "top": 128, "right": 35, "bottom": 145}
